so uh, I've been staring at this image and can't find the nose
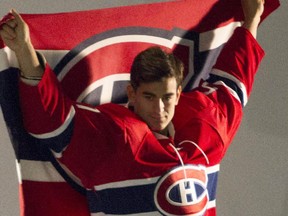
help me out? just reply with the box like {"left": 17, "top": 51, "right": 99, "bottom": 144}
{"left": 153, "top": 99, "right": 165, "bottom": 113}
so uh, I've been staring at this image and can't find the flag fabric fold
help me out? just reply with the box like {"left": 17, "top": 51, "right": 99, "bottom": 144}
{"left": 0, "top": 0, "right": 280, "bottom": 215}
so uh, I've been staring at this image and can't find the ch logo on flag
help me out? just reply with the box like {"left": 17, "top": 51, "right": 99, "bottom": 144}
{"left": 53, "top": 26, "right": 198, "bottom": 106}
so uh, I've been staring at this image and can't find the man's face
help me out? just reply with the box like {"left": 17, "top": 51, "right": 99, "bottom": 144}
{"left": 127, "top": 77, "right": 181, "bottom": 134}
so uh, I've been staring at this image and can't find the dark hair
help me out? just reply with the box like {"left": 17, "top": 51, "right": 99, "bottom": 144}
{"left": 130, "top": 46, "right": 184, "bottom": 90}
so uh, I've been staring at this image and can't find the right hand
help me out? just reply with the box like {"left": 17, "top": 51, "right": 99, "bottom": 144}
{"left": 1, "top": 9, "right": 44, "bottom": 78}
{"left": 0, "top": 9, "right": 31, "bottom": 52}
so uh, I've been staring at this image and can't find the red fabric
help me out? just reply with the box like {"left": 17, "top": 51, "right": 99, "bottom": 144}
{"left": 0, "top": 1, "right": 280, "bottom": 215}
{"left": 19, "top": 181, "right": 89, "bottom": 216}
{"left": 18, "top": 27, "right": 265, "bottom": 215}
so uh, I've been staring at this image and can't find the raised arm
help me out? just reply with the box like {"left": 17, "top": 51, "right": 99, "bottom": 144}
{"left": 241, "top": 0, "right": 265, "bottom": 38}
{"left": 0, "top": 9, "right": 43, "bottom": 79}
{"left": 188, "top": 0, "right": 266, "bottom": 147}
{"left": 0, "top": 10, "right": 72, "bottom": 137}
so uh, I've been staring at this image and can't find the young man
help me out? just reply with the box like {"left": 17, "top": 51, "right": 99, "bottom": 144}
{"left": 0, "top": 0, "right": 265, "bottom": 215}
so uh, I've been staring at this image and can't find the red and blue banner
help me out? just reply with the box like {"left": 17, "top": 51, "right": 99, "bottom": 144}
{"left": 0, "top": 0, "right": 280, "bottom": 215}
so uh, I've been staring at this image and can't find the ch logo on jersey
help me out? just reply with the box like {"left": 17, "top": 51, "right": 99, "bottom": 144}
{"left": 154, "top": 165, "right": 209, "bottom": 216}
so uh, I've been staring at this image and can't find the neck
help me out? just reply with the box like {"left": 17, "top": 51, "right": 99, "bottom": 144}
{"left": 158, "top": 127, "right": 169, "bottom": 137}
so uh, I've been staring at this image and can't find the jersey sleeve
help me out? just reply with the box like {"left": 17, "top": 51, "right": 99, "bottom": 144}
{"left": 19, "top": 64, "right": 74, "bottom": 137}
{"left": 204, "top": 27, "right": 264, "bottom": 142}
{"left": 18, "top": 65, "right": 118, "bottom": 187}
{"left": 208, "top": 27, "right": 265, "bottom": 107}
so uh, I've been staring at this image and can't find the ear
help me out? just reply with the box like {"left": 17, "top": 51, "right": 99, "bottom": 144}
{"left": 175, "top": 85, "right": 182, "bottom": 105}
{"left": 126, "top": 84, "right": 136, "bottom": 104}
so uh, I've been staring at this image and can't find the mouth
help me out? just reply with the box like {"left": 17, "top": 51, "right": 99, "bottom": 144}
{"left": 150, "top": 115, "right": 167, "bottom": 123}
{"left": 148, "top": 116, "right": 169, "bottom": 133}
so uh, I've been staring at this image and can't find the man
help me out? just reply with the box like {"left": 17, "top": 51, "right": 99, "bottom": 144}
{"left": 0, "top": 0, "right": 265, "bottom": 215}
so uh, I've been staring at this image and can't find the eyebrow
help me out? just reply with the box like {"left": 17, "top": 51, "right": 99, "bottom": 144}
{"left": 142, "top": 91, "right": 175, "bottom": 97}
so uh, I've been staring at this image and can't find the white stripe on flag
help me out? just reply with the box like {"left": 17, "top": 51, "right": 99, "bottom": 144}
{"left": 16, "top": 160, "right": 65, "bottom": 183}
{"left": 199, "top": 21, "right": 242, "bottom": 52}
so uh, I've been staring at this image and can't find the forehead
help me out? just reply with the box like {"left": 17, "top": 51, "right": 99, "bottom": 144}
{"left": 136, "top": 77, "right": 178, "bottom": 94}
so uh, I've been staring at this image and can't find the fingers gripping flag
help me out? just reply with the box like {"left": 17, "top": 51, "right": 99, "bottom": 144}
{"left": 0, "top": 0, "right": 280, "bottom": 215}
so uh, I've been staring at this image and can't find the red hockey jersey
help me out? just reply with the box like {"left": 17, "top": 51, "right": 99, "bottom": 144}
{"left": 19, "top": 27, "right": 264, "bottom": 215}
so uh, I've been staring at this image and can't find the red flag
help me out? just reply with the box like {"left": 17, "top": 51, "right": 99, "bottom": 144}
{"left": 0, "top": 1, "right": 280, "bottom": 215}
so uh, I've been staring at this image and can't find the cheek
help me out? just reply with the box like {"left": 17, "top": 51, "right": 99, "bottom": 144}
{"left": 166, "top": 106, "right": 176, "bottom": 117}
{"left": 134, "top": 98, "right": 149, "bottom": 116}
{"left": 165, "top": 100, "right": 177, "bottom": 112}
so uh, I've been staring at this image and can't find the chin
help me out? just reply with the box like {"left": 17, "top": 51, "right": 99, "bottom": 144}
{"left": 150, "top": 124, "right": 167, "bottom": 133}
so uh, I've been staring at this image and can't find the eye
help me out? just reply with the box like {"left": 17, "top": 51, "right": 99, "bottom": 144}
{"left": 163, "top": 95, "right": 174, "bottom": 102}
{"left": 144, "top": 95, "right": 153, "bottom": 100}
{"left": 163, "top": 96, "right": 171, "bottom": 101}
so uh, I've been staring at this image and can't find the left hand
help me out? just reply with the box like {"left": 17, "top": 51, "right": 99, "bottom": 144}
{"left": 241, "top": 0, "right": 265, "bottom": 38}
{"left": 242, "top": 0, "right": 264, "bottom": 25}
